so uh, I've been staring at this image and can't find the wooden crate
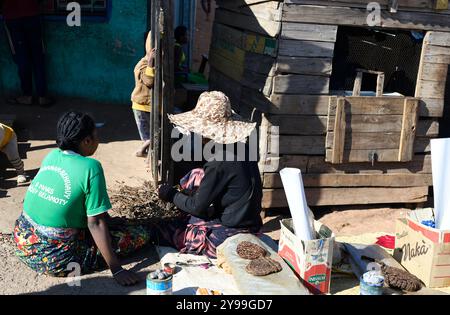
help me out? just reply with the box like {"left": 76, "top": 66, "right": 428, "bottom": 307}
{"left": 326, "top": 96, "right": 420, "bottom": 163}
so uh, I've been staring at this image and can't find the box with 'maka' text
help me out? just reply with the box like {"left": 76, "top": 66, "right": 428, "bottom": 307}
{"left": 394, "top": 208, "right": 450, "bottom": 288}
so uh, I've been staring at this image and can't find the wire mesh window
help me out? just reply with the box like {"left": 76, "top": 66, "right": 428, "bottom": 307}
{"left": 330, "top": 26, "right": 423, "bottom": 97}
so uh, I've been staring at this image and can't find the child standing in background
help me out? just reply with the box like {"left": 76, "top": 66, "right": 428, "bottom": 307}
{"left": 131, "top": 31, "right": 156, "bottom": 157}
{"left": 174, "top": 25, "right": 189, "bottom": 86}
{"left": 0, "top": 123, "right": 27, "bottom": 184}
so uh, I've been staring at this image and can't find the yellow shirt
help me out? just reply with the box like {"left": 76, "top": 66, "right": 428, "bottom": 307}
{"left": 131, "top": 64, "right": 155, "bottom": 113}
{"left": 0, "top": 124, "right": 14, "bottom": 150}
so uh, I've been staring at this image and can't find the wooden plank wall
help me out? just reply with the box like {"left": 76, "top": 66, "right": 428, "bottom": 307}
{"left": 215, "top": 0, "right": 282, "bottom": 37}
{"left": 209, "top": 1, "right": 450, "bottom": 207}
{"left": 209, "top": 1, "right": 282, "bottom": 101}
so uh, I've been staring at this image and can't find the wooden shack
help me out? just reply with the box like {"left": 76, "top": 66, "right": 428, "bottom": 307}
{"left": 208, "top": 0, "right": 450, "bottom": 208}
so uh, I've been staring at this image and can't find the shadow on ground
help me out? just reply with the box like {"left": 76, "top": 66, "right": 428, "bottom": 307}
{"left": 1, "top": 98, "right": 141, "bottom": 144}
{"left": 22, "top": 245, "right": 160, "bottom": 295}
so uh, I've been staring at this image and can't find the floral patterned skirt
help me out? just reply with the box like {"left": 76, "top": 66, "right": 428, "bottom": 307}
{"left": 150, "top": 215, "right": 261, "bottom": 259}
{"left": 13, "top": 213, "right": 150, "bottom": 277}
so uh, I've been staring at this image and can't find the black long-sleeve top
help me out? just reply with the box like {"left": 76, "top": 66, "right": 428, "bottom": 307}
{"left": 173, "top": 158, "right": 263, "bottom": 229}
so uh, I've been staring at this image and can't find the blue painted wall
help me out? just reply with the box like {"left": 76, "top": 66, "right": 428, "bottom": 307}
{"left": 0, "top": 1, "right": 148, "bottom": 104}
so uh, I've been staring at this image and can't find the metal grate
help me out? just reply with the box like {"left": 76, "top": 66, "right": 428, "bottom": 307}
{"left": 330, "top": 26, "right": 423, "bottom": 97}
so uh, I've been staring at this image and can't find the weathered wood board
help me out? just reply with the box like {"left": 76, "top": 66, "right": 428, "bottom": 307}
{"left": 281, "top": 23, "right": 338, "bottom": 42}
{"left": 276, "top": 56, "right": 333, "bottom": 75}
{"left": 328, "top": 97, "right": 413, "bottom": 115}
{"left": 269, "top": 94, "right": 330, "bottom": 115}
{"left": 282, "top": 4, "right": 450, "bottom": 31}
{"left": 210, "top": 40, "right": 276, "bottom": 75}
{"left": 263, "top": 154, "right": 432, "bottom": 174}
{"left": 279, "top": 39, "right": 335, "bottom": 57}
{"left": 213, "top": 23, "right": 278, "bottom": 57}
{"left": 209, "top": 68, "right": 242, "bottom": 107}
{"left": 325, "top": 134, "right": 431, "bottom": 150}
{"left": 331, "top": 98, "right": 346, "bottom": 163}
{"left": 323, "top": 145, "right": 430, "bottom": 162}
{"left": 327, "top": 116, "right": 438, "bottom": 136}
{"left": 220, "top": 0, "right": 282, "bottom": 9}
{"left": 209, "top": 53, "right": 273, "bottom": 95}
{"left": 262, "top": 186, "right": 429, "bottom": 207}
{"left": 272, "top": 74, "right": 330, "bottom": 94}
{"left": 266, "top": 115, "right": 328, "bottom": 135}
{"left": 215, "top": 8, "right": 281, "bottom": 37}
{"left": 306, "top": 154, "right": 432, "bottom": 174}
{"left": 425, "top": 31, "right": 450, "bottom": 47}
{"left": 415, "top": 32, "right": 450, "bottom": 109}
{"left": 279, "top": 135, "right": 326, "bottom": 155}
{"left": 216, "top": 0, "right": 282, "bottom": 21}
{"left": 263, "top": 173, "right": 433, "bottom": 188}
{"left": 285, "top": 0, "right": 449, "bottom": 12}
{"left": 326, "top": 132, "right": 406, "bottom": 150}
{"left": 398, "top": 98, "right": 419, "bottom": 161}
{"left": 266, "top": 95, "right": 443, "bottom": 117}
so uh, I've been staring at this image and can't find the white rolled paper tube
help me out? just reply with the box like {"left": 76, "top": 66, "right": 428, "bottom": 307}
{"left": 280, "top": 168, "right": 314, "bottom": 240}
{"left": 431, "top": 138, "right": 450, "bottom": 230}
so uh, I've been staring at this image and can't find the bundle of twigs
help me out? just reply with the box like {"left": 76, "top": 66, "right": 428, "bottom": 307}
{"left": 109, "top": 181, "right": 184, "bottom": 224}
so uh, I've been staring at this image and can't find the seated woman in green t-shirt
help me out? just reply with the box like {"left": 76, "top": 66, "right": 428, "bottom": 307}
{"left": 13, "top": 112, "right": 149, "bottom": 286}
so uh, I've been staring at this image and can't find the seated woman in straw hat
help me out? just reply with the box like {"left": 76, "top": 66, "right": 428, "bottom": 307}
{"left": 157, "top": 91, "right": 263, "bottom": 258}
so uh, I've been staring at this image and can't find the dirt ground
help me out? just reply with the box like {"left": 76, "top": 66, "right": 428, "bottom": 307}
{"left": 0, "top": 98, "right": 428, "bottom": 295}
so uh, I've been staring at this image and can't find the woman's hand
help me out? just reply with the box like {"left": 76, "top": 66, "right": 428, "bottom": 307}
{"left": 88, "top": 214, "right": 137, "bottom": 286}
{"left": 148, "top": 48, "right": 156, "bottom": 64}
{"left": 158, "top": 183, "right": 177, "bottom": 202}
{"left": 112, "top": 268, "right": 141, "bottom": 286}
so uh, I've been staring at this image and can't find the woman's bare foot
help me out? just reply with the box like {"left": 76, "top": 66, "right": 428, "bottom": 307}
{"left": 17, "top": 175, "right": 29, "bottom": 184}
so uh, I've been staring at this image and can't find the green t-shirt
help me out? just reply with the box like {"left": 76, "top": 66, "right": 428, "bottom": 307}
{"left": 24, "top": 149, "right": 112, "bottom": 229}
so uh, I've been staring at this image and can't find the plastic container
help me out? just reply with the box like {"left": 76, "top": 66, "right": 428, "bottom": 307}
{"left": 360, "top": 275, "right": 384, "bottom": 295}
{"left": 146, "top": 273, "right": 173, "bottom": 295}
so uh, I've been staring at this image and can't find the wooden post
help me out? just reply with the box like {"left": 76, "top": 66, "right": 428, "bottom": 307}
{"left": 353, "top": 69, "right": 385, "bottom": 97}
{"left": 376, "top": 73, "right": 385, "bottom": 97}
{"left": 331, "top": 97, "right": 346, "bottom": 164}
{"left": 398, "top": 98, "right": 419, "bottom": 162}
{"left": 161, "top": 0, "right": 175, "bottom": 185}
{"left": 149, "top": 0, "right": 156, "bottom": 166}
{"left": 352, "top": 71, "right": 362, "bottom": 96}
{"left": 152, "top": 0, "right": 162, "bottom": 187}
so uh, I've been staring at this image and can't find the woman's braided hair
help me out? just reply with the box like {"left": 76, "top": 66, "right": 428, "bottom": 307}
{"left": 56, "top": 111, "right": 96, "bottom": 153}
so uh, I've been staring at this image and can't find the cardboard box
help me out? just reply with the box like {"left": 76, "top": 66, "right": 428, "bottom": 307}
{"left": 394, "top": 208, "right": 450, "bottom": 288}
{"left": 278, "top": 218, "right": 335, "bottom": 294}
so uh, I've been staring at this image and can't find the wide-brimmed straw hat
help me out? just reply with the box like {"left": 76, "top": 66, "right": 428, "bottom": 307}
{"left": 168, "top": 91, "right": 256, "bottom": 144}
